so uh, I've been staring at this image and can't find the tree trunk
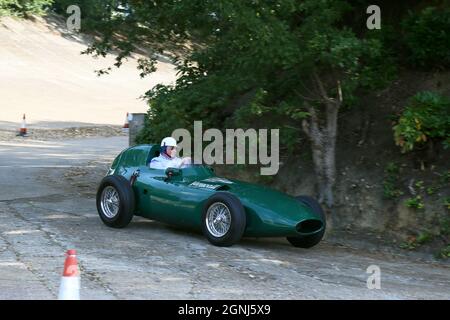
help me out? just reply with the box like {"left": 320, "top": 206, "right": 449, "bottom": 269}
{"left": 301, "top": 74, "right": 340, "bottom": 208}
{"left": 305, "top": 126, "right": 336, "bottom": 208}
{"left": 310, "top": 130, "right": 327, "bottom": 204}
{"left": 322, "top": 101, "right": 338, "bottom": 208}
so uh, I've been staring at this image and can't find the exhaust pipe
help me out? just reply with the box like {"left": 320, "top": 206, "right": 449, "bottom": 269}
{"left": 296, "top": 219, "right": 323, "bottom": 235}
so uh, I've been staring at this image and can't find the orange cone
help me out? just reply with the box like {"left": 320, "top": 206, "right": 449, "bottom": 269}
{"left": 19, "top": 114, "right": 27, "bottom": 136}
{"left": 122, "top": 112, "right": 130, "bottom": 133}
{"left": 58, "top": 249, "right": 80, "bottom": 300}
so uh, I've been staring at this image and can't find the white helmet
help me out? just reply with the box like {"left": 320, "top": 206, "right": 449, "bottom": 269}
{"left": 160, "top": 137, "right": 177, "bottom": 147}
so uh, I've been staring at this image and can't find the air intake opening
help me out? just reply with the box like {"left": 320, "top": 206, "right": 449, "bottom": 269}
{"left": 296, "top": 219, "right": 323, "bottom": 234}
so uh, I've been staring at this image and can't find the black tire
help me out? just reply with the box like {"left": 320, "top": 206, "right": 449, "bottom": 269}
{"left": 287, "top": 196, "right": 326, "bottom": 248}
{"left": 201, "top": 192, "right": 246, "bottom": 247}
{"left": 96, "top": 175, "right": 135, "bottom": 228}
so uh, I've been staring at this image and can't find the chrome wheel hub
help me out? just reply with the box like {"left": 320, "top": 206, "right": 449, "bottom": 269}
{"left": 100, "top": 186, "right": 120, "bottom": 218}
{"left": 206, "top": 202, "right": 231, "bottom": 237}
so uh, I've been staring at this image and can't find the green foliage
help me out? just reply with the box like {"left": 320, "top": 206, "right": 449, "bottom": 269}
{"left": 0, "top": 0, "right": 52, "bottom": 16}
{"left": 81, "top": 0, "right": 395, "bottom": 148}
{"left": 399, "top": 240, "right": 417, "bottom": 250}
{"left": 385, "top": 161, "right": 400, "bottom": 175}
{"left": 435, "top": 218, "right": 450, "bottom": 260}
{"left": 400, "top": 231, "right": 433, "bottom": 250}
{"left": 443, "top": 197, "right": 450, "bottom": 210}
{"left": 404, "top": 195, "right": 424, "bottom": 210}
{"left": 358, "top": 29, "right": 398, "bottom": 91}
{"left": 440, "top": 218, "right": 450, "bottom": 236}
{"left": 415, "top": 180, "right": 425, "bottom": 191}
{"left": 394, "top": 91, "right": 450, "bottom": 153}
{"left": 435, "top": 245, "right": 450, "bottom": 260}
{"left": 441, "top": 170, "right": 450, "bottom": 185}
{"left": 135, "top": 71, "right": 245, "bottom": 145}
{"left": 383, "top": 162, "right": 403, "bottom": 199}
{"left": 51, "top": 0, "right": 120, "bottom": 32}
{"left": 402, "top": 7, "right": 450, "bottom": 69}
{"left": 383, "top": 180, "right": 403, "bottom": 199}
{"left": 426, "top": 186, "right": 436, "bottom": 195}
{"left": 416, "top": 231, "right": 433, "bottom": 244}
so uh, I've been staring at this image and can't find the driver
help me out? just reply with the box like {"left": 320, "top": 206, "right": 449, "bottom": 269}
{"left": 149, "top": 137, "right": 192, "bottom": 169}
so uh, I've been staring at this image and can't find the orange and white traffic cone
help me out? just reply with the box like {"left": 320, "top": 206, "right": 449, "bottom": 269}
{"left": 122, "top": 112, "right": 130, "bottom": 133}
{"left": 19, "top": 114, "right": 27, "bottom": 136}
{"left": 58, "top": 249, "right": 80, "bottom": 300}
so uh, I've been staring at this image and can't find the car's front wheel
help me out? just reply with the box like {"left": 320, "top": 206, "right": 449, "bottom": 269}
{"left": 201, "top": 192, "right": 246, "bottom": 247}
{"left": 96, "top": 175, "right": 135, "bottom": 228}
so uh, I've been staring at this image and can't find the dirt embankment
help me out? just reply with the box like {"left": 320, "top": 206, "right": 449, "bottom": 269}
{"left": 218, "top": 70, "right": 450, "bottom": 260}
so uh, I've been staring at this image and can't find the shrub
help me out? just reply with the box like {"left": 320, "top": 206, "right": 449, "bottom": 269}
{"left": 435, "top": 245, "right": 450, "bottom": 260}
{"left": 400, "top": 231, "right": 433, "bottom": 250}
{"left": 382, "top": 162, "right": 403, "bottom": 199}
{"left": 394, "top": 91, "right": 450, "bottom": 153}
{"left": 404, "top": 195, "right": 424, "bottom": 210}
{"left": 0, "top": 0, "right": 52, "bottom": 16}
{"left": 402, "top": 7, "right": 450, "bottom": 69}
{"left": 444, "top": 197, "right": 450, "bottom": 210}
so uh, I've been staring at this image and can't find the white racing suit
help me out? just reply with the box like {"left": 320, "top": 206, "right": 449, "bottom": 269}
{"left": 149, "top": 153, "right": 190, "bottom": 169}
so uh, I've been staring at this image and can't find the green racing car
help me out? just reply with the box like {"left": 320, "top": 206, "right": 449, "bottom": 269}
{"left": 96, "top": 144, "right": 326, "bottom": 248}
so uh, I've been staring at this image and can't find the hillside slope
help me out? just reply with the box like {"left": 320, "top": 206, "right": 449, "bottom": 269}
{"left": 217, "top": 70, "right": 450, "bottom": 260}
{"left": 0, "top": 14, "right": 176, "bottom": 129}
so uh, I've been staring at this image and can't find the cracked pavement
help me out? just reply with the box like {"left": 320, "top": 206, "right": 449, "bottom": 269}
{"left": 0, "top": 136, "right": 449, "bottom": 299}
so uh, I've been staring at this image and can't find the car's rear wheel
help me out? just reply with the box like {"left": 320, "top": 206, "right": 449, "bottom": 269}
{"left": 96, "top": 175, "right": 135, "bottom": 228}
{"left": 202, "top": 192, "right": 246, "bottom": 247}
{"left": 287, "top": 196, "right": 326, "bottom": 248}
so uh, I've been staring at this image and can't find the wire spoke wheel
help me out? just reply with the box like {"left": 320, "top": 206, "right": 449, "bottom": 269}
{"left": 101, "top": 186, "right": 120, "bottom": 218}
{"left": 206, "top": 202, "right": 232, "bottom": 238}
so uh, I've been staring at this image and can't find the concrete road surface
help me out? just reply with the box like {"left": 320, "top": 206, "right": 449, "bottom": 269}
{"left": 0, "top": 136, "right": 449, "bottom": 299}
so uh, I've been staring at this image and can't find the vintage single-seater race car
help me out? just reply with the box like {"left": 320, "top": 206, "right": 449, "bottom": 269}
{"left": 96, "top": 144, "right": 326, "bottom": 248}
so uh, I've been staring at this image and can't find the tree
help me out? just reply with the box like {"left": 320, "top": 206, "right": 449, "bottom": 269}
{"left": 0, "top": 0, "right": 53, "bottom": 16}
{"left": 81, "top": 0, "right": 392, "bottom": 208}
{"left": 51, "top": 0, "right": 122, "bottom": 33}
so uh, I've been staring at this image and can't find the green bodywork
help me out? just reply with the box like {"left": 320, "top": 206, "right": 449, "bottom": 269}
{"left": 106, "top": 144, "right": 324, "bottom": 238}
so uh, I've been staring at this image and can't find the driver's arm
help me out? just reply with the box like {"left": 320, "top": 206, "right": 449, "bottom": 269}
{"left": 179, "top": 157, "right": 192, "bottom": 168}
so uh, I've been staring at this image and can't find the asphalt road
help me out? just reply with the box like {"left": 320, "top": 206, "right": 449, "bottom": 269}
{"left": 0, "top": 136, "right": 449, "bottom": 299}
